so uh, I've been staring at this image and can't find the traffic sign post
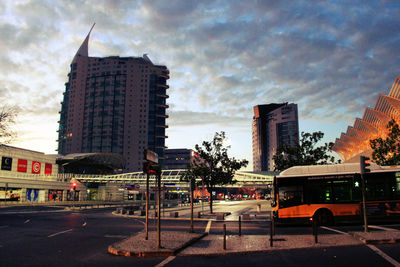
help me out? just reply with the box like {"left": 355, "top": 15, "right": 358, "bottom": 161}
{"left": 360, "top": 156, "right": 370, "bottom": 233}
{"left": 142, "top": 149, "right": 163, "bottom": 247}
{"left": 145, "top": 172, "right": 149, "bottom": 240}
{"left": 157, "top": 170, "right": 162, "bottom": 248}
{"left": 190, "top": 178, "right": 195, "bottom": 233}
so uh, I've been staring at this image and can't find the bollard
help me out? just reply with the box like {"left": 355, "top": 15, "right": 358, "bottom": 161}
{"left": 223, "top": 224, "right": 227, "bottom": 250}
{"left": 272, "top": 216, "right": 275, "bottom": 236}
{"left": 239, "top": 216, "right": 241, "bottom": 236}
{"left": 313, "top": 219, "right": 318, "bottom": 243}
{"left": 270, "top": 221, "right": 273, "bottom": 247}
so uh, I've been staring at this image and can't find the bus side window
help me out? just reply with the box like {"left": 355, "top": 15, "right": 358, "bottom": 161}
{"left": 332, "top": 179, "right": 352, "bottom": 203}
{"left": 309, "top": 180, "right": 332, "bottom": 203}
{"left": 278, "top": 186, "right": 303, "bottom": 208}
{"left": 366, "top": 175, "right": 387, "bottom": 201}
{"left": 395, "top": 176, "right": 400, "bottom": 199}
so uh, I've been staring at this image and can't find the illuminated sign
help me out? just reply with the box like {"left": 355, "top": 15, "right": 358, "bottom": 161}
{"left": 45, "top": 163, "right": 52, "bottom": 175}
{"left": 1, "top": 157, "right": 12, "bottom": 171}
{"left": 31, "top": 161, "right": 41, "bottom": 174}
{"left": 17, "top": 159, "right": 27, "bottom": 172}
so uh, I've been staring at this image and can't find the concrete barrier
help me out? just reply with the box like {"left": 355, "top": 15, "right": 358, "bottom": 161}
{"left": 216, "top": 213, "right": 225, "bottom": 220}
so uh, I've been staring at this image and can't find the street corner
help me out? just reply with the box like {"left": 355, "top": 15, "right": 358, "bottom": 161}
{"left": 107, "top": 231, "right": 207, "bottom": 258}
{"left": 351, "top": 231, "right": 400, "bottom": 245}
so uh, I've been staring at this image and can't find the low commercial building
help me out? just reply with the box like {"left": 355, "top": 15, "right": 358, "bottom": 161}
{"left": 0, "top": 145, "right": 84, "bottom": 203}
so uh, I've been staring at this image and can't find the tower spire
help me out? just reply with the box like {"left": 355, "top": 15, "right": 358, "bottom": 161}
{"left": 72, "top": 23, "right": 95, "bottom": 63}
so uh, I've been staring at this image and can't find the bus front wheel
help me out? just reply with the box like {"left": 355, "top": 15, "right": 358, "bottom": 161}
{"left": 313, "top": 209, "right": 333, "bottom": 226}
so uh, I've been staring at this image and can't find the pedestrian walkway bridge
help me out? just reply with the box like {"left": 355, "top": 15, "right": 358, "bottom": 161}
{"left": 62, "top": 170, "right": 276, "bottom": 188}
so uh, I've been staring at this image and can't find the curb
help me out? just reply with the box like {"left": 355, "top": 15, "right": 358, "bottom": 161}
{"left": 108, "top": 232, "right": 208, "bottom": 258}
{"left": 362, "top": 238, "right": 400, "bottom": 245}
{"left": 108, "top": 246, "right": 175, "bottom": 257}
{"left": 351, "top": 233, "right": 400, "bottom": 245}
{"left": 111, "top": 211, "right": 269, "bottom": 222}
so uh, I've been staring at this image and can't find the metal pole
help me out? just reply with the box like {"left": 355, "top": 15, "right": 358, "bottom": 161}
{"left": 145, "top": 173, "right": 149, "bottom": 240}
{"left": 313, "top": 219, "right": 318, "bottom": 243}
{"left": 157, "top": 172, "right": 161, "bottom": 248}
{"left": 270, "top": 221, "right": 273, "bottom": 247}
{"left": 239, "top": 215, "right": 241, "bottom": 236}
{"left": 361, "top": 173, "right": 368, "bottom": 233}
{"left": 223, "top": 224, "right": 226, "bottom": 250}
{"left": 272, "top": 214, "right": 275, "bottom": 236}
{"left": 201, "top": 176, "right": 204, "bottom": 212}
{"left": 5, "top": 183, "right": 8, "bottom": 205}
{"left": 190, "top": 183, "right": 194, "bottom": 233}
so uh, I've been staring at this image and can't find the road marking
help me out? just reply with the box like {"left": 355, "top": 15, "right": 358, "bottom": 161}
{"left": 104, "top": 235, "right": 127, "bottom": 238}
{"left": 320, "top": 226, "right": 349, "bottom": 235}
{"left": 155, "top": 256, "right": 176, "bottom": 267}
{"left": 367, "top": 244, "right": 400, "bottom": 267}
{"left": 131, "top": 218, "right": 145, "bottom": 226}
{"left": 369, "top": 225, "right": 399, "bottom": 232}
{"left": 48, "top": 229, "right": 73, "bottom": 238}
{"left": 155, "top": 217, "right": 212, "bottom": 267}
{"left": 205, "top": 220, "right": 212, "bottom": 233}
{"left": 321, "top": 225, "right": 400, "bottom": 266}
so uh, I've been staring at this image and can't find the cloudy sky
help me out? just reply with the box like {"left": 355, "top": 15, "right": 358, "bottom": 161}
{"left": 1, "top": 0, "right": 400, "bottom": 169}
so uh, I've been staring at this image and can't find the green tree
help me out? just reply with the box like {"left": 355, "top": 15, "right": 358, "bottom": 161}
{"left": 273, "top": 131, "right": 339, "bottom": 172}
{"left": 0, "top": 106, "right": 17, "bottom": 145}
{"left": 370, "top": 119, "right": 400, "bottom": 165}
{"left": 182, "top": 131, "right": 248, "bottom": 213}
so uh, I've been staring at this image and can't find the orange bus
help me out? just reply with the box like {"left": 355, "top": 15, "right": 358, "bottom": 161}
{"left": 271, "top": 163, "right": 400, "bottom": 225}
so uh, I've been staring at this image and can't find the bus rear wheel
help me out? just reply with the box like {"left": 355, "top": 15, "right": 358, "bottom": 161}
{"left": 313, "top": 209, "right": 333, "bottom": 226}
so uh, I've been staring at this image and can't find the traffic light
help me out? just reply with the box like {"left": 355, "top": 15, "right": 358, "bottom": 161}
{"left": 360, "top": 156, "right": 371, "bottom": 174}
{"left": 72, "top": 182, "right": 77, "bottom": 190}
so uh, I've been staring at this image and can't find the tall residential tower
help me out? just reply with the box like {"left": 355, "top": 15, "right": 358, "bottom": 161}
{"left": 57, "top": 25, "right": 169, "bottom": 172}
{"left": 252, "top": 103, "right": 299, "bottom": 171}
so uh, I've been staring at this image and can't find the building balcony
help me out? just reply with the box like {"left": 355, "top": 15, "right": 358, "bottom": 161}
{"left": 156, "top": 104, "right": 169, "bottom": 108}
{"left": 159, "top": 74, "right": 170, "bottom": 79}
{"left": 156, "top": 93, "right": 169, "bottom": 98}
{"left": 156, "top": 114, "right": 169, "bottom": 119}
{"left": 157, "top": 84, "right": 169, "bottom": 89}
{"left": 156, "top": 124, "right": 169, "bottom": 128}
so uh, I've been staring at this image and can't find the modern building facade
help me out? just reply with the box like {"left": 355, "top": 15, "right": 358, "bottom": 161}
{"left": 164, "top": 148, "right": 195, "bottom": 170}
{"left": 57, "top": 25, "right": 169, "bottom": 172}
{"left": 333, "top": 76, "right": 400, "bottom": 162}
{"left": 252, "top": 103, "right": 299, "bottom": 171}
{"left": 0, "top": 145, "right": 86, "bottom": 202}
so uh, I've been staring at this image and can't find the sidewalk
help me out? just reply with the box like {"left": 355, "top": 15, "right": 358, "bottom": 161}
{"left": 108, "top": 205, "right": 400, "bottom": 257}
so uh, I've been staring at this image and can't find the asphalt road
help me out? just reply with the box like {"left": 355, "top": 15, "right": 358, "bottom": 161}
{"left": 0, "top": 203, "right": 399, "bottom": 266}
